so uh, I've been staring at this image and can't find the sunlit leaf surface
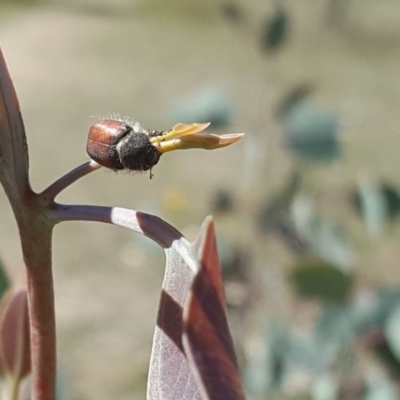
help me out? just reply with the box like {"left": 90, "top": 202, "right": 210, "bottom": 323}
{"left": 183, "top": 218, "right": 245, "bottom": 400}
{"left": 147, "top": 217, "right": 245, "bottom": 400}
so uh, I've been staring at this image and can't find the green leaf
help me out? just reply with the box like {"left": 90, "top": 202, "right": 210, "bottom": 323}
{"left": 282, "top": 102, "right": 340, "bottom": 163}
{"left": 290, "top": 259, "right": 353, "bottom": 304}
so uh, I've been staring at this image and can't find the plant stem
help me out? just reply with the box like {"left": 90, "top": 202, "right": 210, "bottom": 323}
{"left": 15, "top": 194, "right": 56, "bottom": 400}
{"left": 40, "top": 161, "right": 101, "bottom": 201}
{"left": 48, "top": 203, "right": 199, "bottom": 274}
{"left": 22, "top": 226, "right": 55, "bottom": 400}
{"left": 49, "top": 204, "right": 185, "bottom": 248}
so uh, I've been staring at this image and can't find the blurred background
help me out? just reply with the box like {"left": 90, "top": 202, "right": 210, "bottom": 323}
{"left": 0, "top": 0, "right": 400, "bottom": 399}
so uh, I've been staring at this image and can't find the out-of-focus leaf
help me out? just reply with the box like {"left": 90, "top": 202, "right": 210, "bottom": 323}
{"left": 353, "top": 181, "right": 400, "bottom": 236}
{"left": 260, "top": 8, "right": 289, "bottom": 52}
{"left": 384, "top": 304, "right": 400, "bottom": 362}
{"left": 282, "top": 102, "right": 340, "bottom": 163}
{"left": 0, "top": 47, "right": 32, "bottom": 205}
{"left": 291, "top": 194, "right": 354, "bottom": 268}
{"left": 244, "top": 319, "right": 289, "bottom": 395}
{"left": 243, "top": 334, "right": 268, "bottom": 397}
{"left": 314, "top": 305, "right": 353, "bottom": 362}
{"left": 147, "top": 217, "right": 244, "bottom": 400}
{"left": 349, "top": 287, "right": 400, "bottom": 334}
{"left": 220, "top": 2, "right": 242, "bottom": 23}
{"left": 275, "top": 84, "right": 313, "bottom": 121}
{"left": 267, "top": 319, "right": 289, "bottom": 389}
{"left": 183, "top": 218, "right": 245, "bottom": 400}
{"left": 0, "top": 255, "right": 10, "bottom": 300}
{"left": 259, "top": 172, "right": 301, "bottom": 229}
{"left": 290, "top": 258, "right": 353, "bottom": 304}
{"left": 258, "top": 173, "right": 306, "bottom": 253}
{"left": 170, "top": 88, "right": 232, "bottom": 129}
{"left": 364, "top": 379, "right": 398, "bottom": 400}
{"left": 371, "top": 333, "right": 400, "bottom": 379}
{"left": 348, "top": 291, "right": 381, "bottom": 334}
{"left": 381, "top": 183, "right": 400, "bottom": 218}
{"left": 211, "top": 188, "right": 234, "bottom": 215}
{"left": 310, "top": 220, "right": 354, "bottom": 269}
{"left": 218, "top": 239, "right": 248, "bottom": 279}
{"left": 312, "top": 374, "right": 339, "bottom": 400}
{"left": 0, "top": 286, "right": 30, "bottom": 383}
{"left": 354, "top": 180, "right": 387, "bottom": 237}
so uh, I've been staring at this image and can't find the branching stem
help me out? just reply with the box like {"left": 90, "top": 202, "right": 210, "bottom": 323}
{"left": 40, "top": 161, "right": 101, "bottom": 201}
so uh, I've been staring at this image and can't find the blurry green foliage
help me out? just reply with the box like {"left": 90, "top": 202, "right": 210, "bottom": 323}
{"left": 260, "top": 8, "right": 289, "bottom": 52}
{"left": 290, "top": 259, "right": 352, "bottom": 304}
{"left": 243, "top": 320, "right": 290, "bottom": 396}
{"left": 281, "top": 102, "right": 340, "bottom": 163}
{"left": 312, "top": 374, "right": 339, "bottom": 400}
{"left": 275, "top": 84, "right": 313, "bottom": 122}
{"left": 353, "top": 181, "right": 400, "bottom": 237}
{"left": 291, "top": 194, "right": 354, "bottom": 268}
{"left": 385, "top": 305, "right": 400, "bottom": 362}
{"left": 0, "top": 256, "right": 10, "bottom": 300}
{"left": 315, "top": 305, "right": 353, "bottom": 360}
{"left": 211, "top": 188, "right": 235, "bottom": 215}
{"left": 349, "top": 287, "right": 400, "bottom": 334}
{"left": 373, "top": 336, "right": 400, "bottom": 380}
{"left": 170, "top": 88, "right": 232, "bottom": 128}
{"left": 257, "top": 173, "right": 306, "bottom": 253}
{"left": 268, "top": 319, "right": 289, "bottom": 389}
{"left": 364, "top": 380, "right": 398, "bottom": 400}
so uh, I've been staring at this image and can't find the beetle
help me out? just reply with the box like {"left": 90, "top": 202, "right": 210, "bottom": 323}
{"left": 86, "top": 119, "right": 163, "bottom": 178}
{"left": 86, "top": 119, "right": 239, "bottom": 179}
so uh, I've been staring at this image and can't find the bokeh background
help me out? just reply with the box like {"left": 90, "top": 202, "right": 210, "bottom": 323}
{"left": 1, "top": 1, "right": 400, "bottom": 399}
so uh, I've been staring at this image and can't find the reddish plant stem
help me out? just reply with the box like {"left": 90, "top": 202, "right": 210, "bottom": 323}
{"left": 22, "top": 226, "right": 55, "bottom": 400}
{"left": 40, "top": 161, "right": 101, "bottom": 201}
{"left": 15, "top": 191, "right": 56, "bottom": 400}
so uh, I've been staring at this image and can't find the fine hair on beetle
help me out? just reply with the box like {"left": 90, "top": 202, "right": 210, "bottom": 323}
{"left": 117, "top": 130, "right": 161, "bottom": 171}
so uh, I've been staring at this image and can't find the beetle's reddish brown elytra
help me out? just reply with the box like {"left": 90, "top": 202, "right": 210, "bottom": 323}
{"left": 86, "top": 119, "right": 163, "bottom": 178}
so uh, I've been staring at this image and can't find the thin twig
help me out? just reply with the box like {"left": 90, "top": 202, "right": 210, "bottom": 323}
{"left": 40, "top": 161, "right": 102, "bottom": 201}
